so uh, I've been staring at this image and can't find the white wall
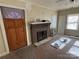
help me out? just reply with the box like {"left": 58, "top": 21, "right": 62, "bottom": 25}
{"left": 58, "top": 15, "right": 66, "bottom": 34}
{"left": 27, "top": 4, "right": 57, "bottom": 22}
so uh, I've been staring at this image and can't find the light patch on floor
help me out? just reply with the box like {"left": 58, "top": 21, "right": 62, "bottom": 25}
{"left": 51, "top": 37, "right": 71, "bottom": 49}
{"left": 68, "top": 46, "right": 79, "bottom": 57}
{"left": 68, "top": 41, "right": 79, "bottom": 57}
{"left": 74, "top": 41, "right": 79, "bottom": 46}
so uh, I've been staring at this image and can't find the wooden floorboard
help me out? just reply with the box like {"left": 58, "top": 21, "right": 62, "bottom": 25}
{"left": 0, "top": 35, "right": 79, "bottom": 59}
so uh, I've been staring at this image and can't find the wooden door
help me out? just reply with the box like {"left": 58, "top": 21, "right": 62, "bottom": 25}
{"left": 1, "top": 6, "right": 27, "bottom": 51}
{"left": 3, "top": 18, "right": 27, "bottom": 51}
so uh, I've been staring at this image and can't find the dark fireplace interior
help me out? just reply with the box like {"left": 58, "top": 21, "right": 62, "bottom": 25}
{"left": 37, "top": 30, "right": 47, "bottom": 42}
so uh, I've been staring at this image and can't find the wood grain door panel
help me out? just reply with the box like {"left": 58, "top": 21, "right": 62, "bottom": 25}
{"left": 15, "top": 19, "right": 25, "bottom": 28}
{"left": 15, "top": 27, "right": 27, "bottom": 48}
{"left": 15, "top": 19, "right": 27, "bottom": 48}
{"left": 4, "top": 20, "right": 15, "bottom": 29}
{"left": 6, "top": 28, "right": 17, "bottom": 50}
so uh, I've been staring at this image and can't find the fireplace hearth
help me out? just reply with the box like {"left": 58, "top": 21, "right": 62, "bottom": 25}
{"left": 30, "top": 22, "right": 51, "bottom": 44}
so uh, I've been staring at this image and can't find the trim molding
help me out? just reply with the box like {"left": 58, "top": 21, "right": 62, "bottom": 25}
{"left": 0, "top": 8, "right": 9, "bottom": 57}
{"left": 28, "top": 2, "right": 54, "bottom": 11}
{"left": 0, "top": 52, "right": 9, "bottom": 57}
{"left": 0, "top": 3, "right": 25, "bottom": 9}
{"left": 0, "top": 3, "right": 25, "bottom": 57}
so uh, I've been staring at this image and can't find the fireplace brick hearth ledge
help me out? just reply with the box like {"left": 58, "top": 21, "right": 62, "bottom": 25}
{"left": 30, "top": 22, "right": 51, "bottom": 46}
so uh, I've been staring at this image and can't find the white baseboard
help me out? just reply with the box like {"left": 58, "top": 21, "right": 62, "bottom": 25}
{"left": 0, "top": 51, "right": 9, "bottom": 57}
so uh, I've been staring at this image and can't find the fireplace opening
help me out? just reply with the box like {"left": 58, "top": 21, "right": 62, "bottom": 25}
{"left": 37, "top": 30, "right": 47, "bottom": 42}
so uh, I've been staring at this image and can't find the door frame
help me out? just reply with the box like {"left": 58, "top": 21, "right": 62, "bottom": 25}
{"left": 0, "top": 3, "right": 25, "bottom": 57}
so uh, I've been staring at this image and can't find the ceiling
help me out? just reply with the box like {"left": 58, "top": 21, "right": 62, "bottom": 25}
{"left": 28, "top": 0, "right": 79, "bottom": 11}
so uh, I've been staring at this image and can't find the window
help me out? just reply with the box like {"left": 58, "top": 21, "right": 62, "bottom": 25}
{"left": 50, "top": 16, "right": 57, "bottom": 29}
{"left": 66, "top": 15, "right": 78, "bottom": 30}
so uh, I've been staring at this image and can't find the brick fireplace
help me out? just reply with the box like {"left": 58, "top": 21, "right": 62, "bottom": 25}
{"left": 30, "top": 22, "right": 51, "bottom": 44}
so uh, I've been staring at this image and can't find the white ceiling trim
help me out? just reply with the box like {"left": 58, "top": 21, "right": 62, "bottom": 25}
{"left": 17, "top": 0, "right": 55, "bottom": 11}
{"left": 28, "top": 0, "right": 79, "bottom": 11}
{"left": 31, "top": 2, "right": 56, "bottom": 11}
{"left": 17, "top": 0, "right": 79, "bottom": 11}
{"left": 0, "top": 3, "right": 25, "bottom": 9}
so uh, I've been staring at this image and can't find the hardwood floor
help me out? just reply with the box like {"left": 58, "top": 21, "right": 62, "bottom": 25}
{"left": 0, "top": 35, "right": 79, "bottom": 59}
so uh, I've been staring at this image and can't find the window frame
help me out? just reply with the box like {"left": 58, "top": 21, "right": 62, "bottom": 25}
{"left": 66, "top": 14, "right": 79, "bottom": 30}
